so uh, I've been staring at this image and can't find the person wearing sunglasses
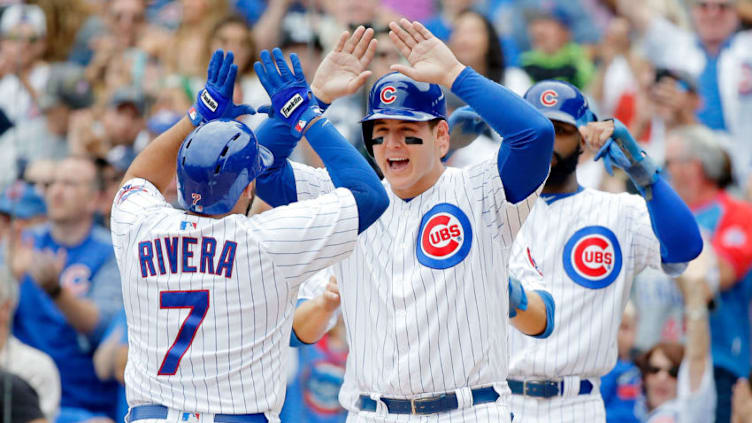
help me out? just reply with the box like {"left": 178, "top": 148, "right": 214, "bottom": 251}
{"left": 637, "top": 245, "right": 716, "bottom": 423}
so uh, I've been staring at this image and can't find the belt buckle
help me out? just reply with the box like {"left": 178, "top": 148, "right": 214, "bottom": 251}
{"left": 522, "top": 380, "right": 532, "bottom": 396}
{"left": 410, "top": 396, "right": 433, "bottom": 414}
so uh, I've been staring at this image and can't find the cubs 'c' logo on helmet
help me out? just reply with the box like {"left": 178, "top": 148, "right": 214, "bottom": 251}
{"left": 562, "top": 226, "right": 622, "bottom": 289}
{"left": 540, "top": 89, "right": 558, "bottom": 107}
{"left": 380, "top": 86, "right": 397, "bottom": 104}
{"left": 416, "top": 204, "right": 473, "bottom": 269}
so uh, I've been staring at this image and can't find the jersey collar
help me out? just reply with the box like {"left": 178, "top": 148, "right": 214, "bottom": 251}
{"left": 540, "top": 185, "right": 584, "bottom": 205}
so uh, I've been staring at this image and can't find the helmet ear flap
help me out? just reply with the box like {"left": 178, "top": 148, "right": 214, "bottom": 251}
{"left": 362, "top": 120, "right": 375, "bottom": 157}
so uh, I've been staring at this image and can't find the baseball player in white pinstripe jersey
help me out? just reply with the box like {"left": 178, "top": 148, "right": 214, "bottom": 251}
{"left": 255, "top": 21, "right": 556, "bottom": 422}
{"left": 110, "top": 48, "right": 388, "bottom": 423}
{"left": 451, "top": 80, "right": 702, "bottom": 422}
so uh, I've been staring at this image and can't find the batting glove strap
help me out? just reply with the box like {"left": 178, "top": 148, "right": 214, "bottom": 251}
{"left": 508, "top": 277, "right": 528, "bottom": 318}
{"left": 188, "top": 86, "right": 228, "bottom": 125}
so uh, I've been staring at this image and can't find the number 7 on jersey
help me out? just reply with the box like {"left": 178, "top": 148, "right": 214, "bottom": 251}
{"left": 158, "top": 290, "right": 210, "bottom": 376}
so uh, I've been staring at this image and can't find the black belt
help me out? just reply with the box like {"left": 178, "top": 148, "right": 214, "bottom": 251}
{"left": 358, "top": 386, "right": 499, "bottom": 415}
{"left": 507, "top": 379, "right": 593, "bottom": 398}
{"left": 128, "top": 405, "right": 267, "bottom": 423}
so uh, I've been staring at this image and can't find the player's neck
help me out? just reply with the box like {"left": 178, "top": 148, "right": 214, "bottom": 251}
{"left": 541, "top": 174, "right": 579, "bottom": 195}
{"left": 50, "top": 218, "right": 93, "bottom": 247}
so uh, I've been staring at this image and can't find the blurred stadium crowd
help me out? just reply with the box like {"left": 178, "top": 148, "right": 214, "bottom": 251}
{"left": 0, "top": 0, "right": 751, "bottom": 422}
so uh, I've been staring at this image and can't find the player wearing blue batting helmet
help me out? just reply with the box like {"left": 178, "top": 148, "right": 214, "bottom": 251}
{"left": 361, "top": 71, "right": 447, "bottom": 156}
{"left": 360, "top": 72, "right": 450, "bottom": 199}
{"left": 523, "top": 80, "right": 597, "bottom": 188}
{"left": 176, "top": 119, "right": 273, "bottom": 215}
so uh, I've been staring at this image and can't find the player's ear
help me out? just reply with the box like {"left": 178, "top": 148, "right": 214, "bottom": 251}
{"left": 435, "top": 120, "right": 450, "bottom": 159}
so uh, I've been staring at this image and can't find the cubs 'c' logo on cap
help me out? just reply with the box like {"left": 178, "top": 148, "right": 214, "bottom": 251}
{"left": 380, "top": 86, "right": 397, "bottom": 104}
{"left": 416, "top": 203, "right": 473, "bottom": 269}
{"left": 562, "top": 226, "right": 622, "bottom": 289}
{"left": 540, "top": 89, "right": 558, "bottom": 107}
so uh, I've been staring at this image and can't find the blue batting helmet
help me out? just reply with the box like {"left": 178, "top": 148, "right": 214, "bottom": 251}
{"left": 176, "top": 119, "right": 273, "bottom": 215}
{"left": 361, "top": 72, "right": 447, "bottom": 156}
{"left": 523, "top": 80, "right": 597, "bottom": 128}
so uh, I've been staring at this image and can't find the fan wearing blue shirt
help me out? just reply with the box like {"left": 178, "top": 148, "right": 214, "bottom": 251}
{"left": 12, "top": 157, "right": 123, "bottom": 423}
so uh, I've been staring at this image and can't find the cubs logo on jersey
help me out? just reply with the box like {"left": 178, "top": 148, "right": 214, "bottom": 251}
{"left": 562, "top": 225, "right": 622, "bottom": 288}
{"left": 416, "top": 203, "right": 472, "bottom": 269}
{"left": 60, "top": 264, "right": 92, "bottom": 296}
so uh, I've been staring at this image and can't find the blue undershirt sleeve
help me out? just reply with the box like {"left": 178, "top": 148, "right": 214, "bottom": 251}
{"left": 304, "top": 118, "right": 388, "bottom": 234}
{"left": 450, "top": 67, "right": 554, "bottom": 203}
{"left": 254, "top": 117, "right": 299, "bottom": 207}
{"left": 532, "top": 289, "right": 555, "bottom": 339}
{"left": 645, "top": 176, "right": 703, "bottom": 263}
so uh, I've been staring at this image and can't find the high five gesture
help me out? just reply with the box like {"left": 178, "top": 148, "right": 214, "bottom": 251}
{"left": 388, "top": 18, "right": 466, "bottom": 87}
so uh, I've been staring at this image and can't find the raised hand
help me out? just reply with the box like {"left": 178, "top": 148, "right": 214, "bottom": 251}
{"left": 188, "top": 49, "right": 255, "bottom": 126}
{"left": 254, "top": 48, "right": 322, "bottom": 137}
{"left": 388, "top": 18, "right": 465, "bottom": 87}
{"left": 311, "top": 26, "right": 377, "bottom": 104}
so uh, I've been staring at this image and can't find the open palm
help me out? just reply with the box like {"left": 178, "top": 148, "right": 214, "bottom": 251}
{"left": 388, "top": 19, "right": 465, "bottom": 87}
{"left": 311, "top": 26, "right": 376, "bottom": 104}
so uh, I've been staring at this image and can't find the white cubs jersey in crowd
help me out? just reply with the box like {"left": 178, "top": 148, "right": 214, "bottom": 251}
{"left": 110, "top": 178, "right": 359, "bottom": 420}
{"left": 289, "top": 151, "right": 543, "bottom": 418}
{"left": 508, "top": 188, "right": 662, "bottom": 380}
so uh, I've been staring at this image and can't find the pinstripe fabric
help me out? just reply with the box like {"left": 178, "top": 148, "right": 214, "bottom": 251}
{"left": 290, "top": 152, "right": 540, "bottom": 422}
{"left": 110, "top": 178, "right": 359, "bottom": 420}
{"left": 507, "top": 189, "right": 662, "bottom": 422}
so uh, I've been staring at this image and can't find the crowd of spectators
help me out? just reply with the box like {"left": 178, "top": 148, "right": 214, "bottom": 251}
{"left": 0, "top": 0, "right": 751, "bottom": 422}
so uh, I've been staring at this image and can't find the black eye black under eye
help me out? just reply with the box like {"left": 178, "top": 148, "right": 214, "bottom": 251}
{"left": 372, "top": 137, "right": 384, "bottom": 145}
{"left": 405, "top": 137, "right": 423, "bottom": 145}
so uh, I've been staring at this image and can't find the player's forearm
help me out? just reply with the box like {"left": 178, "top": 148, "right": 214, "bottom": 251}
{"left": 255, "top": 116, "right": 300, "bottom": 207}
{"left": 450, "top": 67, "right": 554, "bottom": 203}
{"left": 645, "top": 177, "right": 703, "bottom": 263}
{"left": 292, "top": 298, "right": 338, "bottom": 345}
{"left": 304, "top": 118, "right": 389, "bottom": 233}
{"left": 54, "top": 288, "right": 101, "bottom": 334}
{"left": 121, "top": 116, "right": 195, "bottom": 192}
{"left": 511, "top": 290, "right": 553, "bottom": 337}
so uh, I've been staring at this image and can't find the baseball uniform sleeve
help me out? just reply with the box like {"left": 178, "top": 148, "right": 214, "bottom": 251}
{"left": 466, "top": 151, "right": 541, "bottom": 241}
{"left": 247, "top": 188, "right": 359, "bottom": 286}
{"left": 621, "top": 193, "right": 663, "bottom": 274}
{"left": 111, "top": 178, "right": 170, "bottom": 234}
{"left": 509, "top": 230, "right": 546, "bottom": 293}
{"left": 290, "top": 161, "right": 336, "bottom": 201}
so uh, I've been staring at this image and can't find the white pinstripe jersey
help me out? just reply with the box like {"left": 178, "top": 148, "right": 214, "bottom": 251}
{"left": 110, "top": 178, "right": 359, "bottom": 418}
{"left": 289, "top": 151, "right": 542, "bottom": 411}
{"left": 508, "top": 188, "right": 662, "bottom": 380}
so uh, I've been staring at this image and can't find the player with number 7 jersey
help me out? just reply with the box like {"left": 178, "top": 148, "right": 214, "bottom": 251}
{"left": 110, "top": 47, "right": 387, "bottom": 423}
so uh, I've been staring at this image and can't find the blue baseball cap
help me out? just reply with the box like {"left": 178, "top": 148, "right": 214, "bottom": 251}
{"left": 0, "top": 181, "right": 47, "bottom": 219}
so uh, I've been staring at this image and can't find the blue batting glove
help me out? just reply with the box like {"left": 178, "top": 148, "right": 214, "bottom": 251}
{"left": 448, "top": 106, "right": 489, "bottom": 150}
{"left": 594, "top": 139, "right": 631, "bottom": 176}
{"left": 253, "top": 48, "right": 322, "bottom": 137}
{"left": 594, "top": 119, "right": 660, "bottom": 195}
{"left": 188, "top": 49, "right": 256, "bottom": 126}
{"left": 508, "top": 277, "right": 528, "bottom": 318}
